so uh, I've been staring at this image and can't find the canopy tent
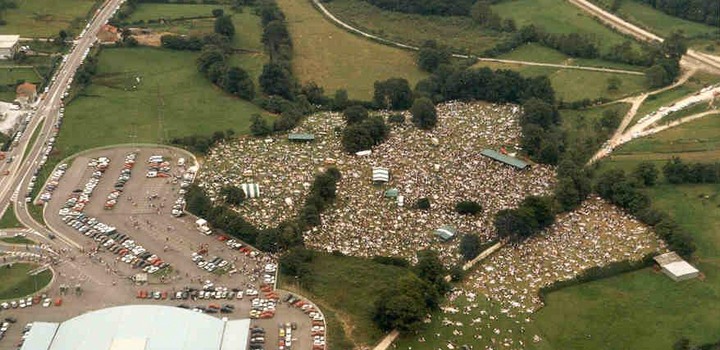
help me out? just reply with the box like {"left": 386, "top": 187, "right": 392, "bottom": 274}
{"left": 654, "top": 251, "right": 700, "bottom": 281}
{"left": 372, "top": 167, "right": 390, "bottom": 182}
{"left": 434, "top": 226, "right": 457, "bottom": 241}
{"left": 288, "top": 133, "right": 315, "bottom": 142}
{"left": 480, "top": 149, "right": 529, "bottom": 169}
{"left": 241, "top": 183, "right": 261, "bottom": 198}
{"left": 384, "top": 188, "right": 399, "bottom": 198}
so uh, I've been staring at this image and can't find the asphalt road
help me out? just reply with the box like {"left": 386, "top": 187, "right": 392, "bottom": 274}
{"left": 0, "top": 0, "right": 125, "bottom": 250}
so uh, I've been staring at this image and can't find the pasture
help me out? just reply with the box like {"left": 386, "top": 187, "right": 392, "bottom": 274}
{"left": 0, "top": 0, "right": 98, "bottom": 37}
{"left": 276, "top": 0, "right": 427, "bottom": 100}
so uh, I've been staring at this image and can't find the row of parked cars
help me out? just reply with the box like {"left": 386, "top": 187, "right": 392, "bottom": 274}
{"left": 146, "top": 155, "right": 171, "bottom": 178}
{"left": 249, "top": 326, "right": 267, "bottom": 350}
{"left": 104, "top": 152, "right": 137, "bottom": 209}
{"left": 171, "top": 166, "right": 194, "bottom": 217}
{"left": 57, "top": 157, "right": 109, "bottom": 213}
{"left": 60, "top": 213, "right": 168, "bottom": 274}
{"left": 1, "top": 294, "right": 57, "bottom": 311}
{"left": 190, "top": 252, "right": 229, "bottom": 273}
{"left": 178, "top": 303, "right": 236, "bottom": 314}
{"left": 285, "top": 294, "right": 326, "bottom": 350}
{"left": 37, "top": 163, "right": 68, "bottom": 204}
{"left": 279, "top": 322, "right": 294, "bottom": 350}
{"left": 27, "top": 127, "right": 61, "bottom": 205}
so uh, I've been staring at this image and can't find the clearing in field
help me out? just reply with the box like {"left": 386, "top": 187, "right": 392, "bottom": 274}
{"left": 0, "top": 262, "right": 53, "bottom": 300}
{"left": 471, "top": 59, "right": 648, "bottom": 102}
{"left": 395, "top": 197, "right": 662, "bottom": 349}
{"left": 275, "top": 0, "right": 427, "bottom": 100}
{"left": 198, "top": 101, "right": 555, "bottom": 264}
{"left": 0, "top": 0, "right": 98, "bottom": 37}
{"left": 59, "top": 47, "right": 268, "bottom": 158}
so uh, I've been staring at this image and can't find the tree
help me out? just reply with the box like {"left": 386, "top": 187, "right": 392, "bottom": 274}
{"left": 415, "top": 197, "right": 430, "bottom": 209}
{"left": 663, "top": 157, "right": 688, "bottom": 184}
{"left": 341, "top": 117, "right": 388, "bottom": 153}
{"left": 332, "top": 89, "right": 349, "bottom": 110}
{"left": 417, "top": 41, "right": 450, "bottom": 73}
{"left": 219, "top": 186, "right": 245, "bottom": 205}
{"left": 372, "top": 276, "right": 436, "bottom": 332}
{"left": 455, "top": 201, "right": 482, "bottom": 215}
{"left": 373, "top": 78, "right": 413, "bottom": 110}
{"left": 470, "top": 1, "right": 494, "bottom": 25}
{"left": 633, "top": 161, "right": 659, "bottom": 186}
{"left": 521, "top": 98, "right": 560, "bottom": 129}
{"left": 414, "top": 249, "right": 450, "bottom": 295}
{"left": 494, "top": 208, "right": 537, "bottom": 240}
{"left": 222, "top": 66, "right": 254, "bottom": 99}
{"left": 607, "top": 76, "right": 621, "bottom": 91}
{"left": 214, "top": 15, "right": 235, "bottom": 38}
{"left": 410, "top": 97, "right": 437, "bottom": 129}
{"left": 196, "top": 46, "right": 225, "bottom": 74}
{"left": 259, "top": 63, "right": 295, "bottom": 99}
{"left": 212, "top": 8, "right": 224, "bottom": 17}
{"left": 459, "top": 234, "right": 481, "bottom": 261}
{"left": 250, "top": 114, "right": 271, "bottom": 136}
{"left": 521, "top": 195, "right": 555, "bottom": 229}
{"left": 300, "top": 81, "right": 326, "bottom": 105}
{"left": 279, "top": 247, "right": 314, "bottom": 277}
{"left": 343, "top": 105, "right": 368, "bottom": 124}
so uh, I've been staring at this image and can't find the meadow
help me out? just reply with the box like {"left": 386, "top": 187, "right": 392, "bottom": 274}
{"left": 0, "top": 0, "right": 98, "bottom": 37}
{"left": 0, "top": 206, "right": 22, "bottom": 229}
{"left": 0, "top": 263, "right": 53, "bottom": 300}
{"left": 276, "top": 0, "right": 427, "bottom": 100}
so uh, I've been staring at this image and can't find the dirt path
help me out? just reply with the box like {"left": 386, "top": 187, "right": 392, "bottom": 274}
{"left": 309, "top": 0, "right": 643, "bottom": 75}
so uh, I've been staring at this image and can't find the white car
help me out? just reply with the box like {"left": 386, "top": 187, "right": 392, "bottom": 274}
{"left": 42, "top": 298, "right": 51, "bottom": 308}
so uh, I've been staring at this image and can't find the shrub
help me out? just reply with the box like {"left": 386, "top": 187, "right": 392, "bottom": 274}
{"left": 455, "top": 201, "right": 482, "bottom": 215}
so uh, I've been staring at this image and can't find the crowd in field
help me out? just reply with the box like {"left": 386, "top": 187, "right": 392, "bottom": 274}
{"left": 197, "top": 101, "right": 556, "bottom": 263}
{"left": 468, "top": 196, "right": 664, "bottom": 312}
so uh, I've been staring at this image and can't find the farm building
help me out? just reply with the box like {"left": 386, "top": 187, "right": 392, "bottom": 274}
{"left": 288, "top": 133, "right": 315, "bottom": 142}
{"left": 0, "top": 35, "right": 19, "bottom": 60}
{"left": 654, "top": 251, "right": 699, "bottom": 281}
{"left": 372, "top": 167, "right": 390, "bottom": 182}
{"left": 480, "top": 149, "right": 528, "bottom": 170}
{"left": 241, "top": 183, "right": 261, "bottom": 198}
{"left": 434, "top": 226, "right": 457, "bottom": 241}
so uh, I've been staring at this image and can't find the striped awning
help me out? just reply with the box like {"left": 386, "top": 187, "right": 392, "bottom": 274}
{"left": 241, "top": 183, "right": 260, "bottom": 198}
{"left": 372, "top": 167, "right": 390, "bottom": 182}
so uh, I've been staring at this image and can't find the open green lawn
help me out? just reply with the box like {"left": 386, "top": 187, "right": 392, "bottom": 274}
{"left": 562, "top": 103, "right": 632, "bottom": 159}
{"left": 278, "top": 253, "right": 417, "bottom": 348}
{"left": 532, "top": 183, "right": 720, "bottom": 350}
{"left": 616, "top": 114, "right": 720, "bottom": 157}
{"left": 129, "top": 3, "right": 220, "bottom": 21}
{"left": 500, "top": 43, "right": 645, "bottom": 71}
{"left": 491, "top": 0, "right": 631, "bottom": 52}
{"left": 0, "top": 263, "right": 52, "bottom": 300}
{"left": 0, "top": 67, "right": 42, "bottom": 85}
{"left": 323, "top": 0, "right": 503, "bottom": 55}
{"left": 59, "top": 47, "right": 268, "bottom": 156}
{"left": 276, "top": 0, "right": 427, "bottom": 100}
{"left": 0, "top": 0, "right": 98, "bottom": 37}
{"left": 0, "top": 206, "right": 23, "bottom": 229}
{"left": 0, "top": 236, "right": 34, "bottom": 245}
{"left": 472, "top": 60, "right": 647, "bottom": 102}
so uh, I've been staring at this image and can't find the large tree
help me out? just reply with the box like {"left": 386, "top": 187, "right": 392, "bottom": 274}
{"left": 410, "top": 97, "right": 437, "bottom": 129}
{"left": 214, "top": 15, "right": 235, "bottom": 38}
{"left": 373, "top": 78, "right": 413, "bottom": 110}
{"left": 259, "top": 63, "right": 295, "bottom": 99}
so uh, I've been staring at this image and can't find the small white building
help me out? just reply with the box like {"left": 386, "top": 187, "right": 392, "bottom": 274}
{"left": 0, "top": 35, "right": 20, "bottom": 60}
{"left": 654, "top": 251, "right": 700, "bottom": 282}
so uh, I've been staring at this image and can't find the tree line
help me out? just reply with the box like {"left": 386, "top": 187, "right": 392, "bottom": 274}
{"left": 662, "top": 157, "right": 720, "bottom": 184}
{"left": 636, "top": 0, "right": 719, "bottom": 26}
{"left": 358, "top": 0, "right": 476, "bottom": 16}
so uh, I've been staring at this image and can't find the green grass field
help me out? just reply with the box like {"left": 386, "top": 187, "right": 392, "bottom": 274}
{"left": 0, "top": 67, "right": 42, "bottom": 85}
{"left": 0, "top": 263, "right": 53, "bottom": 300}
{"left": 0, "top": 206, "right": 23, "bottom": 229}
{"left": 491, "top": 0, "right": 631, "bottom": 52}
{"left": 278, "top": 253, "right": 417, "bottom": 348}
{"left": 0, "top": 236, "right": 34, "bottom": 244}
{"left": 616, "top": 113, "right": 720, "bottom": 157}
{"left": 323, "top": 0, "right": 503, "bottom": 55}
{"left": 129, "top": 3, "right": 220, "bottom": 21}
{"left": 532, "top": 183, "right": 720, "bottom": 350}
{"left": 0, "top": 0, "right": 98, "bottom": 37}
{"left": 58, "top": 47, "right": 267, "bottom": 156}
{"left": 562, "top": 102, "right": 632, "bottom": 158}
{"left": 276, "top": 0, "right": 427, "bottom": 100}
{"left": 471, "top": 60, "right": 647, "bottom": 102}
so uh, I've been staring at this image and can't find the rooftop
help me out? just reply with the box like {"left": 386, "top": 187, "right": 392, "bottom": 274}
{"left": 480, "top": 149, "right": 529, "bottom": 169}
{"left": 0, "top": 35, "right": 19, "bottom": 49}
{"left": 20, "top": 305, "right": 250, "bottom": 350}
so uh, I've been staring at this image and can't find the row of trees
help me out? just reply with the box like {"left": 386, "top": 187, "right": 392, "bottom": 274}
{"left": 519, "top": 98, "right": 564, "bottom": 165}
{"left": 341, "top": 106, "right": 390, "bottom": 153}
{"left": 662, "top": 157, "right": 720, "bottom": 184}
{"left": 170, "top": 129, "right": 236, "bottom": 154}
{"left": 360, "top": 0, "right": 475, "bottom": 16}
{"left": 494, "top": 195, "right": 556, "bottom": 240}
{"left": 636, "top": 0, "right": 719, "bottom": 26}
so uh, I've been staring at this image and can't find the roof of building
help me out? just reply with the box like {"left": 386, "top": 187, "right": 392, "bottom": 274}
{"left": 16, "top": 82, "right": 36, "bottom": 96}
{"left": 434, "top": 226, "right": 456, "bottom": 241}
{"left": 654, "top": 251, "right": 699, "bottom": 278}
{"left": 653, "top": 251, "right": 683, "bottom": 266}
{"left": 480, "top": 149, "right": 529, "bottom": 169}
{"left": 20, "top": 305, "right": 250, "bottom": 350}
{"left": 241, "top": 183, "right": 260, "bottom": 198}
{"left": 372, "top": 167, "right": 390, "bottom": 182}
{"left": 384, "top": 188, "right": 399, "bottom": 198}
{"left": 0, "top": 35, "right": 19, "bottom": 49}
{"left": 288, "top": 133, "right": 315, "bottom": 141}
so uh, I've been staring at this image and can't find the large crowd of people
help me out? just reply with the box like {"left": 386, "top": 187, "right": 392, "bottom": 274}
{"left": 197, "top": 101, "right": 556, "bottom": 263}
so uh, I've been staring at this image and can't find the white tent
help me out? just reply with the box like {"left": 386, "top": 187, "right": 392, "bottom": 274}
{"left": 241, "top": 183, "right": 261, "bottom": 198}
{"left": 372, "top": 167, "right": 390, "bottom": 182}
{"left": 654, "top": 252, "right": 699, "bottom": 281}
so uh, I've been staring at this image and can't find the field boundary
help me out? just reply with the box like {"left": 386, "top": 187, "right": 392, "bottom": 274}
{"left": 309, "top": 0, "right": 644, "bottom": 75}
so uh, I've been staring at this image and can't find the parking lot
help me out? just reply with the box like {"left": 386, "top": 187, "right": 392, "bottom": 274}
{"left": 0, "top": 145, "right": 319, "bottom": 350}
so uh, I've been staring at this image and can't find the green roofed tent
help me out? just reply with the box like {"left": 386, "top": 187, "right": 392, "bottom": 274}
{"left": 480, "top": 149, "right": 528, "bottom": 169}
{"left": 434, "top": 226, "right": 457, "bottom": 241}
{"left": 288, "top": 133, "right": 315, "bottom": 142}
{"left": 385, "top": 188, "right": 399, "bottom": 198}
